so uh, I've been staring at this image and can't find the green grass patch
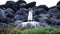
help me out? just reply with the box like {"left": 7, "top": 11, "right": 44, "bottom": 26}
{"left": 1, "top": 24, "right": 60, "bottom": 34}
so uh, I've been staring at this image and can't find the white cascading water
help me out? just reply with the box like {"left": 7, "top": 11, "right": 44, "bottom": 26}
{"left": 14, "top": 9, "right": 50, "bottom": 29}
{"left": 28, "top": 9, "right": 33, "bottom": 21}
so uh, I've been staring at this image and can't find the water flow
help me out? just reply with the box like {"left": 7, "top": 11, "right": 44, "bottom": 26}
{"left": 28, "top": 9, "right": 33, "bottom": 21}
{"left": 14, "top": 9, "right": 50, "bottom": 29}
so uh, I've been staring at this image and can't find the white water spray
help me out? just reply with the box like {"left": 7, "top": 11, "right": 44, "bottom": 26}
{"left": 28, "top": 9, "right": 33, "bottom": 21}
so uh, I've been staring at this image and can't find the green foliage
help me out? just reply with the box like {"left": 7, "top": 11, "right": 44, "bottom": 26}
{"left": 21, "top": 27, "right": 60, "bottom": 34}
{"left": 1, "top": 27, "right": 60, "bottom": 34}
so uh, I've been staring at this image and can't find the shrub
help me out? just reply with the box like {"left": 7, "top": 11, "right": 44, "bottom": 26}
{"left": 2, "top": 27, "right": 60, "bottom": 34}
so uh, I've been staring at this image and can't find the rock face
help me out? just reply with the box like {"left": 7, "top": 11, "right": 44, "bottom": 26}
{"left": 0, "top": 0, "right": 60, "bottom": 30}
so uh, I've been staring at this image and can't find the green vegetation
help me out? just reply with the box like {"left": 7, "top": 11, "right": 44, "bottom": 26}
{"left": 1, "top": 27, "right": 60, "bottom": 34}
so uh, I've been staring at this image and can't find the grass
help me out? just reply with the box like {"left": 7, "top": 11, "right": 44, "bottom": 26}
{"left": 1, "top": 24, "right": 60, "bottom": 34}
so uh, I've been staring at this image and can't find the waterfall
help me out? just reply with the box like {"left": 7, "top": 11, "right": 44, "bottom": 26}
{"left": 28, "top": 9, "right": 33, "bottom": 21}
{"left": 14, "top": 9, "right": 50, "bottom": 29}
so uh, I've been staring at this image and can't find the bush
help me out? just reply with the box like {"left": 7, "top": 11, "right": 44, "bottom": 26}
{"left": 2, "top": 27, "right": 60, "bottom": 34}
